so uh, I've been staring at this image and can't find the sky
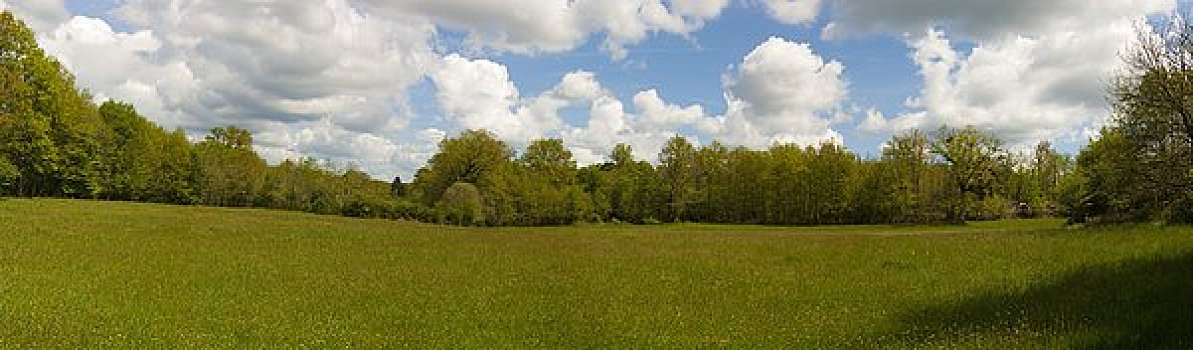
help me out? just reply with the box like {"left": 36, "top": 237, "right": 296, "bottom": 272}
{"left": 0, "top": 0, "right": 1184, "bottom": 179}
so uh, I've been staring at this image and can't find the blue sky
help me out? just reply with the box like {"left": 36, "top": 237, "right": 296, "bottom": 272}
{"left": 2, "top": 0, "right": 1182, "bottom": 177}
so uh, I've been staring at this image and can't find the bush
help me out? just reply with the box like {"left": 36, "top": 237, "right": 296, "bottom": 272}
{"left": 437, "top": 182, "right": 484, "bottom": 226}
{"left": 1166, "top": 191, "right": 1193, "bottom": 225}
{"left": 973, "top": 195, "right": 1011, "bottom": 221}
{"left": 384, "top": 200, "right": 435, "bottom": 222}
{"left": 341, "top": 199, "right": 377, "bottom": 218}
{"left": 0, "top": 157, "right": 17, "bottom": 196}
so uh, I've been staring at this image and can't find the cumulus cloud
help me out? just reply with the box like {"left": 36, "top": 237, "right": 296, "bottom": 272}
{"left": 0, "top": 0, "right": 69, "bottom": 33}
{"left": 431, "top": 53, "right": 709, "bottom": 164}
{"left": 632, "top": 89, "right": 705, "bottom": 132}
{"left": 37, "top": 16, "right": 199, "bottom": 127}
{"left": 115, "top": 0, "right": 437, "bottom": 132}
{"left": 706, "top": 37, "right": 848, "bottom": 147}
{"left": 761, "top": 0, "right": 822, "bottom": 24}
{"left": 430, "top": 55, "right": 627, "bottom": 143}
{"left": 836, "top": 0, "right": 1176, "bottom": 148}
{"left": 356, "top": 0, "right": 731, "bottom": 59}
{"left": 562, "top": 90, "right": 710, "bottom": 163}
{"left": 253, "top": 119, "right": 443, "bottom": 179}
{"left": 862, "top": 19, "right": 1164, "bottom": 146}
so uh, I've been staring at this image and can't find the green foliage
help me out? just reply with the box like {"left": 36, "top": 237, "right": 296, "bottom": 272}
{"left": 0, "top": 155, "right": 17, "bottom": 195}
{"left": 1070, "top": 14, "right": 1193, "bottom": 224}
{"left": 522, "top": 139, "right": 575, "bottom": 183}
{"left": 880, "top": 130, "right": 935, "bottom": 223}
{"left": 94, "top": 101, "right": 197, "bottom": 203}
{"left": 437, "top": 182, "right": 484, "bottom": 226}
{"left": 413, "top": 130, "right": 512, "bottom": 206}
{"left": 193, "top": 126, "right": 268, "bottom": 207}
{"left": 659, "top": 135, "right": 697, "bottom": 222}
{"left": 0, "top": 11, "right": 110, "bottom": 198}
{"left": 931, "top": 126, "right": 1008, "bottom": 223}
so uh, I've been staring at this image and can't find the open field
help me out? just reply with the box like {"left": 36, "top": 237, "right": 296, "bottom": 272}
{"left": 1, "top": 199, "right": 1191, "bottom": 348}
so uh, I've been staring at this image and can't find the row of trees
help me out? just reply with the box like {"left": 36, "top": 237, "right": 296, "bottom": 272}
{"left": 410, "top": 128, "right": 1071, "bottom": 226}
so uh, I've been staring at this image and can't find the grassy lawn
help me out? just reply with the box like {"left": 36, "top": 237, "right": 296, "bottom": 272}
{"left": 1, "top": 199, "right": 1191, "bottom": 348}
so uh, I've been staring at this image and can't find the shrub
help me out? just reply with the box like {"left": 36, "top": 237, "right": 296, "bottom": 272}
{"left": 0, "top": 157, "right": 17, "bottom": 196}
{"left": 437, "top": 182, "right": 484, "bottom": 226}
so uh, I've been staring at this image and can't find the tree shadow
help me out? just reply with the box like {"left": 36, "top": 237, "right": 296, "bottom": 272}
{"left": 874, "top": 251, "right": 1193, "bottom": 349}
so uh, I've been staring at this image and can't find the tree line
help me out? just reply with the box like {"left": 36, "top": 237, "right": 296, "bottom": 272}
{"left": 2, "top": 11, "right": 1189, "bottom": 226}
{"left": 407, "top": 128, "right": 1069, "bottom": 226}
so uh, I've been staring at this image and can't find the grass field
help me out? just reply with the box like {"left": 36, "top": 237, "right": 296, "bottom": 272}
{"left": 1, "top": 199, "right": 1191, "bottom": 348}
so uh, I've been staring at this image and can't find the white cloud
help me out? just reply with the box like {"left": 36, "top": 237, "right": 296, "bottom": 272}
{"left": 120, "top": 0, "right": 435, "bottom": 131}
{"left": 37, "top": 16, "right": 199, "bottom": 127}
{"left": 709, "top": 37, "right": 848, "bottom": 147}
{"left": 356, "top": 0, "right": 731, "bottom": 59}
{"left": 839, "top": 1, "right": 1176, "bottom": 147}
{"left": 761, "top": 0, "right": 822, "bottom": 24}
{"left": 863, "top": 19, "right": 1158, "bottom": 146}
{"left": 432, "top": 53, "right": 538, "bottom": 141}
{"left": 0, "top": 0, "right": 69, "bottom": 33}
{"left": 253, "top": 119, "right": 442, "bottom": 179}
{"left": 431, "top": 54, "right": 707, "bottom": 164}
{"left": 632, "top": 89, "right": 705, "bottom": 133}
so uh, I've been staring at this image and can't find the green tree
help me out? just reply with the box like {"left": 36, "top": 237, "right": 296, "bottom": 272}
{"left": 0, "top": 11, "right": 110, "bottom": 197}
{"left": 413, "top": 130, "right": 513, "bottom": 206}
{"left": 516, "top": 139, "right": 586, "bottom": 225}
{"left": 1072, "top": 128, "right": 1149, "bottom": 222}
{"left": 882, "top": 130, "right": 934, "bottom": 223}
{"left": 611, "top": 143, "right": 634, "bottom": 167}
{"left": 690, "top": 142, "right": 729, "bottom": 222}
{"left": 600, "top": 143, "right": 665, "bottom": 223}
{"left": 97, "top": 101, "right": 161, "bottom": 200}
{"left": 0, "top": 155, "right": 17, "bottom": 195}
{"left": 768, "top": 144, "right": 808, "bottom": 224}
{"left": 809, "top": 143, "right": 856, "bottom": 224}
{"left": 721, "top": 147, "right": 773, "bottom": 224}
{"left": 522, "top": 139, "right": 576, "bottom": 183}
{"left": 437, "top": 182, "right": 484, "bottom": 226}
{"left": 659, "top": 135, "right": 697, "bottom": 222}
{"left": 194, "top": 126, "right": 267, "bottom": 207}
{"left": 931, "top": 126, "right": 1007, "bottom": 223}
{"left": 1096, "top": 16, "right": 1193, "bottom": 222}
{"left": 157, "top": 129, "right": 198, "bottom": 204}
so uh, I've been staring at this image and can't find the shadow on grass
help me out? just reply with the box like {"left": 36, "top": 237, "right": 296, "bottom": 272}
{"left": 875, "top": 251, "right": 1193, "bottom": 349}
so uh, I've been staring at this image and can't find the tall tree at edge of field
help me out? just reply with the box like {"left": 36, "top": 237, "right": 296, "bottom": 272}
{"left": 1094, "top": 16, "right": 1193, "bottom": 223}
{"left": 930, "top": 126, "right": 1007, "bottom": 223}
{"left": 659, "top": 135, "right": 697, "bottom": 222}
{"left": 0, "top": 11, "right": 111, "bottom": 198}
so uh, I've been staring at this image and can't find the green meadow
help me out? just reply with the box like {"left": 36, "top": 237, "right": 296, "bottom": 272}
{"left": 1, "top": 199, "right": 1190, "bottom": 348}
